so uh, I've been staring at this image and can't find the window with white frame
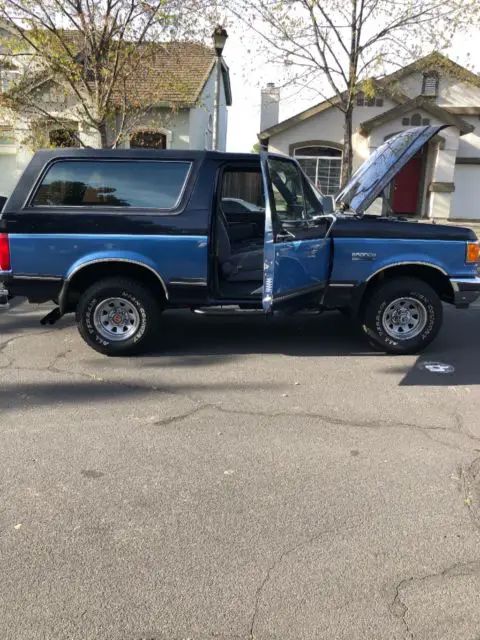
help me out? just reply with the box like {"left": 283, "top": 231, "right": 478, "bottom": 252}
{"left": 293, "top": 145, "right": 342, "bottom": 195}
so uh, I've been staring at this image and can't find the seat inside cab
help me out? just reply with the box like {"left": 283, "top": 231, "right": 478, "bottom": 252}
{"left": 215, "top": 166, "right": 265, "bottom": 299}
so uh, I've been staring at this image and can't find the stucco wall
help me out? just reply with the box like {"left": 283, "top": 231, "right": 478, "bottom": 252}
{"left": 268, "top": 98, "right": 396, "bottom": 160}
{"left": 189, "top": 67, "right": 228, "bottom": 150}
{"left": 437, "top": 76, "right": 480, "bottom": 107}
{"left": 457, "top": 117, "right": 480, "bottom": 158}
{"left": 396, "top": 72, "right": 424, "bottom": 99}
{"left": 396, "top": 72, "right": 480, "bottom": 107}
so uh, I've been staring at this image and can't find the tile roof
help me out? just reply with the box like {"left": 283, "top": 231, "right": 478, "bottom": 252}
{"left": 8, "top": 31, "right": 232, "bottom": 107}
{"left": 121, "top": 41, "right": 218, "bottom": 106}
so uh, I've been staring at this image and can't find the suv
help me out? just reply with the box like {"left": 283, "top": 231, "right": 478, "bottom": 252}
{"left": 0, "top": 125, "right": 479, "bottom": 356}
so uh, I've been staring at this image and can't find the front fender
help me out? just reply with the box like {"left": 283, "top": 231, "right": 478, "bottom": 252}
{"left": 330, "top": 238, "right": 470, "bottom": 283}
{"left": 364, "top": 254, "right": 449, "bottom": 281}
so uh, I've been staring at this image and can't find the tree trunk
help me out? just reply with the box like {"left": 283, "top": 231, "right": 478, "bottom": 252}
{"left": 341, "top": 105, "right": 354, "bottom": 186}
{"left": 98, "top": 122, "right": 109, "bottom": 148}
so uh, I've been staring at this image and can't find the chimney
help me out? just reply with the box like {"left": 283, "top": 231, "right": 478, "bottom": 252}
{"left": 260, "top": 83, "right": 280, "bottom": 132}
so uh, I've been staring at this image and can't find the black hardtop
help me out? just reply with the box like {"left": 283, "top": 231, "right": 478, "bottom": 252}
{"left": 1, "top": 148, "right": 261, "bottom": 213}
{"left": 30, "top": 148, "right": 260, "bottom": 162}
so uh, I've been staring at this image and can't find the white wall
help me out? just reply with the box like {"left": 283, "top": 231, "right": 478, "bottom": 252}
{"left": 268, "top": 98, "right": 396, "bottom": 159}
{"left": 457, "top": 117, "right": 480, "bottom": 158}
{"left": 189, "top": 66, "right": 228, "bottom": 150}
{"left": 451, "top": 165, "right": 480, "bottom": 220}
{"left": 396, "top": 71, "right": 480, "bottom": 107}
{"left": 397, "top": 72, "right": 423, "bottom": 99}
{"left": 437, "top": 76, "right": 480, "bottom": 108}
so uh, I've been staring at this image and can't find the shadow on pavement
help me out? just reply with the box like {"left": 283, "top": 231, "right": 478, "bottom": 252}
{"left": 144, "top": 310, "right": 374, "bottom": 360}
{"left": 0, "top": 379, "right": 283, "bottom": 410}
{"left": 382, "top": 306, "right": 480, "bottom": 386}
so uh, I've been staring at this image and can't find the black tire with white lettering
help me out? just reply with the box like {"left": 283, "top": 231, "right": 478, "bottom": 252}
{"left": 76, "top": 278, "right": 161, "bottom": 356}
{"left": 362, "top": 277, "right": 443, "bottom": 355}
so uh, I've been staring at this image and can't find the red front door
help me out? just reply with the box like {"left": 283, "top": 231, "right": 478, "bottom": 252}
{"left": 392, "top": 152, "right": 423, "bottom": 215}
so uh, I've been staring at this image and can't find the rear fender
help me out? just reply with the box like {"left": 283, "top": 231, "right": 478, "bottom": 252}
{"left": 59, "top": 251, "right": 168, "bottom": 313}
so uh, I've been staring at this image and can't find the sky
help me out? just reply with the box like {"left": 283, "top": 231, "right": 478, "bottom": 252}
{"left": 223, "top": 26, "right": 480, "bottom": 153}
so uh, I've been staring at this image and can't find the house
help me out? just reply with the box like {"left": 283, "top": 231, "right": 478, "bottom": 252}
{"left": 0, "top": 31, "right": 232, "bottom": 196}
{"left": 258, "top": 54, "right": 480, "bottom": 221}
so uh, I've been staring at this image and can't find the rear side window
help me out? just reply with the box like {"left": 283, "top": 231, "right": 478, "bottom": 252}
{"left": 31, "top": 160, "right": 191, "bottom": 209}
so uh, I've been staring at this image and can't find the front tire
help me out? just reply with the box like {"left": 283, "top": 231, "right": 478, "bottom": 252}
{"left": 76, "top": 278, "right": 161, "bottom": 356}
{"left": 362, "top": 277, "right": 443, "bottom": 355}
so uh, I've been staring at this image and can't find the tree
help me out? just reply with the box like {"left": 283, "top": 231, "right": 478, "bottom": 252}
{"left": 0, "top": 0, "right": 215, "bottom": 148}
{"left": 227, "top": 0, "right": 479, "bottom": 184}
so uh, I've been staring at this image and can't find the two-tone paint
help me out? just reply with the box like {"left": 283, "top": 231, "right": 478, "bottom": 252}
{"left": 1, "top": 144, "right": 480, "bottom": 317}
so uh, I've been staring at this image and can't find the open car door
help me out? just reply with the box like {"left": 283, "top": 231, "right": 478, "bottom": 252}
{"left": 260, "top": 152, "right": 333, "bottom": 313}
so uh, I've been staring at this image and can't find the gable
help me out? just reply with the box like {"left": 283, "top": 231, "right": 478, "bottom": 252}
{"left": 437, "top": 76, "right": 480, "bottom": 107}
{"left": 396, "top": 71, "right": 480, "bottom": 107}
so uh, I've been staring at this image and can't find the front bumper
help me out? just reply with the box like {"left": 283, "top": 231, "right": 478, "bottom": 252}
{"left": 450, "top": 277, "right": 480, "bottom": 307}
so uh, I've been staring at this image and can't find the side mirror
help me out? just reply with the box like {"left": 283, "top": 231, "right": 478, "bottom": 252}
{"left": 322, "top": 195, "right": 335, "bottom": 214}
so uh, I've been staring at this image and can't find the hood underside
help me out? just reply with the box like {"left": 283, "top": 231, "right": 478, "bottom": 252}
{"left": 336, "top": 125, "right": 448, "bottom": 214}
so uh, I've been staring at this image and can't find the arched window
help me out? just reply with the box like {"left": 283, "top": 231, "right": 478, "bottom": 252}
{"left": 293, "top": 145, "right": 342, "bottom": 195}
{"left": 49, "top": 128, "right": 79, "bottom": 148}
{"left": 410, "top": 113, "right": 422, "bottom": 127}
{"left": 130, "top": 130, "right": 167, "bottom": 149}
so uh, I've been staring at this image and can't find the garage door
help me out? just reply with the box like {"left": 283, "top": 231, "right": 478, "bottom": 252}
{"left": 451, "top": 164, "right": 480, "bottom": 220}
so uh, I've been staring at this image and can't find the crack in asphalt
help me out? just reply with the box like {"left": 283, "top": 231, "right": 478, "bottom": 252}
{"left": 391, "top": 561, "right": 480, "bottom": 639}
{"left": 460, "top": 456, "right": 480, "bottom": 533}
{"left": 1, "top": 327, "right": 477, "bottom": 446}
{"left": 4, "top": 320, "right": 480, "bottom": 639}
{"left": 248, "top": 521, "right": 364, "bottom": 639}
{"left": 392, "top": 577, "right": 414, "bottom": 639}
{"left": 2, "top": 348, "right": 480, "bottom": 452}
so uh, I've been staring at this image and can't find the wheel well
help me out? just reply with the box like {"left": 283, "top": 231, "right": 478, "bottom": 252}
{"left": 359, "top": 264, "right": 454, "bottom": 315}
{"left": 63, "top": 262, "right": 167, "bottom": 312}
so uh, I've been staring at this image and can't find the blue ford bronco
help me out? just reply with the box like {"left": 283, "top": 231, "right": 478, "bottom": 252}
{"left": 0, "top": 124, "right": 479, "bottom": 356}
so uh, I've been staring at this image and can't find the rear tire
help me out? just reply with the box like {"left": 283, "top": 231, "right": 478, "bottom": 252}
{"left": 76, "top": 277, "right": 161, "bottom": 356}
{"left": 362, "top": 277, "right": 443, "bottom": 355}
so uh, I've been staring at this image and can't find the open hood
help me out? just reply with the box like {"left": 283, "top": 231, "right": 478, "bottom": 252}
{"left": 336, "top": 125, "right": 447, "bottom": 214}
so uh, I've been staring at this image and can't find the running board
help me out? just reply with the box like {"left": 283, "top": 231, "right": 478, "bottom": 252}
{"left": 192, "top": 306, "right": 264, "bottom": 316}
{"left": 192, "top": 306, "right": 323, "bottom": 317}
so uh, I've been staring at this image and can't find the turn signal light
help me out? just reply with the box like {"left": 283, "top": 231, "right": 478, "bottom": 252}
{"left": 466, "top": 241, "right": 480, "bottom": 264}
{"left": 0, "top": 233, "right": 10, "bottom": 271}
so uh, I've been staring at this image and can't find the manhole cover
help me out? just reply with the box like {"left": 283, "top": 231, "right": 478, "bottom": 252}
{"left": 417, "top": 361, "right": 455, "bottom": 374}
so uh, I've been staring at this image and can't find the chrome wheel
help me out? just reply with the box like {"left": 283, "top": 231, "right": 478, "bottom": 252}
{"left": 381, "top": 296, "right": 428, "bottom": 341}
{"left": 93, "top": 297, "right": 140, "bottom": 341}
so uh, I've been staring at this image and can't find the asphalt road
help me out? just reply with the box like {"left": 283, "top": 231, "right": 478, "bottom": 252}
{"left": 1, "top": 300, "right": 480, "bottom": 640}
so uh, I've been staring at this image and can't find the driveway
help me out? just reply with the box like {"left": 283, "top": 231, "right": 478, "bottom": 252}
{"left": 1, "top": 301, "right": 480, "bottom": 640}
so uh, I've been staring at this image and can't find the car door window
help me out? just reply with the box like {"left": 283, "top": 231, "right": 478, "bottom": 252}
{"left": 220, "top": 169, "right": 264, "bottom": 215}
{"left": 268, "top": 157, "right": 307, "bottom": 224}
